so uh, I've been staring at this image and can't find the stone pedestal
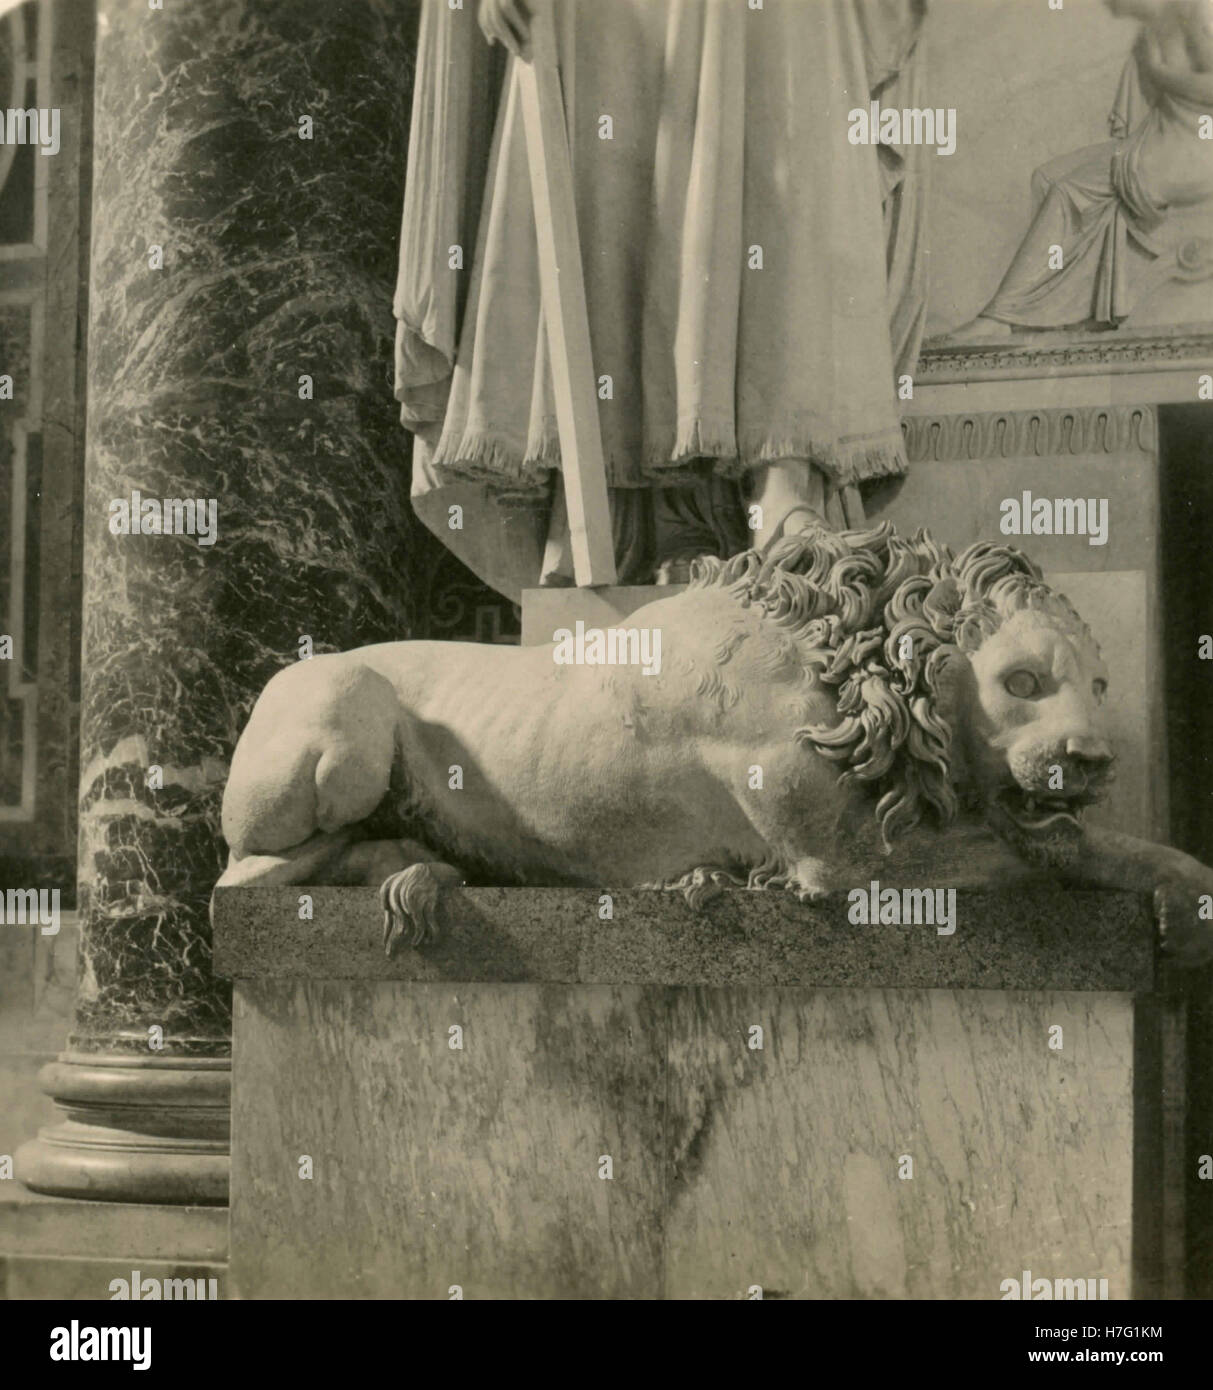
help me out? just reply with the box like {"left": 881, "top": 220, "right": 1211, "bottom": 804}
{"left": 0, "top": 1185, "right": 226, "bottom": 1300}
{"left": 16, "top": 0, "right": 423, "bottom": 1205}
{"left": 214, "top": 885, "right": 1176, "bottom": 1300}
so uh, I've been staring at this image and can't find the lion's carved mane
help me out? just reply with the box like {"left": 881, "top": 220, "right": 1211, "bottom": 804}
{"left": 688, "top": 521, "right": 1096, "bottom": 850}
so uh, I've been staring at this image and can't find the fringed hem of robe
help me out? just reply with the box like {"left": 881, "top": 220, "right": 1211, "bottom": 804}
{"left": 395, "top": 0, "right": 930, "bottom": 597}
{"left": 422, "top": 418, "right": 910, "bottom": 501}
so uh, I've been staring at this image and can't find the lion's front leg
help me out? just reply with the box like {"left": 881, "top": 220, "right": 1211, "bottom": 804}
{"left": 1066, "top": 827, "right": 1213, "bottom": 967}
{"left": 650, "top": 854, "right": 833, "bottom": 911}
{"left": 649, "top": 865, "right": 748, "bottom": 911}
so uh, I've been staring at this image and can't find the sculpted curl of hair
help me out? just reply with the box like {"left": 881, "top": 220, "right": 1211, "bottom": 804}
{"left": 689, "top": 521, "right": 1094, "bottom": 851}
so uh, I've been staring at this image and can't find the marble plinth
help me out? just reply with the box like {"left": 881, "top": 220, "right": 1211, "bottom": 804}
{"left": 213, "top": 884, "right": 1153, "bottom": 990}
{"left": 215, "top": 887, "right": 1162, "bottom": 1299}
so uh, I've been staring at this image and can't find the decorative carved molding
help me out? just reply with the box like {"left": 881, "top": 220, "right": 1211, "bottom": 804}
{"left": 917, "top": 329, "right": 1213, "bottom": 383}
{"left": 17, "top": 1053, "right": 230, "bottom": 1205}
{"left": 424, "top": 547, "right": 521, "bottom": 644}
{"left": 902, "top": 404, "right": 1158, "bottom": 464}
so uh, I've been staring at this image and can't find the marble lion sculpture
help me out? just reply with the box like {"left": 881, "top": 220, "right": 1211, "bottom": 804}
{"left": 215, "top": 523, "right": 1213, "bottom": 964}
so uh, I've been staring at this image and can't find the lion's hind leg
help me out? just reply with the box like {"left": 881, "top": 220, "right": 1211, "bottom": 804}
{"left": 209, "top": 828, "right": 356, "bottom": 928}
{"left": 299, "top": 835, "right": 466, "bottom": 955}
{"left": 215, "top": 830, "right": 355, "bottom": 889}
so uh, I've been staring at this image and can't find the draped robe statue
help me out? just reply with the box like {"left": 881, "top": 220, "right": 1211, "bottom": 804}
{"left": 394, "top": 0, "right": 931, "bottom": 602}
{"left": 948, "top": 0, "right": 1213, "bottom": 343}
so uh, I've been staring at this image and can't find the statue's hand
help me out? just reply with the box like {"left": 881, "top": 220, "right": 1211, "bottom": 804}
{"left": 478, "top": 0, "right": 532, "bottom": 59}
{"left": 1154, "top": 870, "right": 1213, "bottom": 968}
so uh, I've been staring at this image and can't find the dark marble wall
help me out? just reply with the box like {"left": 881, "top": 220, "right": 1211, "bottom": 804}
{"left": 0, "top": 0, "right": 90, "bottom": 899}
{"left": 76, "top": 0, "right": 432, "bottom": 1052}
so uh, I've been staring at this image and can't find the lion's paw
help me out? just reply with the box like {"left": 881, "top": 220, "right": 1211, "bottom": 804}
{"left": 681, "top": 876, "right": 723, "bottom": 912}
{"left": 790, "top": 881, "right": 831, "bottom": 905}
{"left": 653, "top": 865, "right": 747, "bottom": 912}
{"left": 1153, "top": 877, "right": 1213, "bottom": 969}
{"left": 381, "top": 863, "right": 453, "bottom": 957}
{"left": 787, "top": 856, "right": 833, "bottom": 904}
{"left": 684, "top": 867, "right": 746, "bottom": 911}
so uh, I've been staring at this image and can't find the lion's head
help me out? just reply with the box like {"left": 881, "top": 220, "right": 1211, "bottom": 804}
{"left": 689, "top": 521, "right": 1114, "bottom": 867}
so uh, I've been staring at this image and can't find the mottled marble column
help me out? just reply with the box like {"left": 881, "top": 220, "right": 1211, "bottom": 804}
{"left": 18, "top": 0, "right": 425, "bottom": 1202}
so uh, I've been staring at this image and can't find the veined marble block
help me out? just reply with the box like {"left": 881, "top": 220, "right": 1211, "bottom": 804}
{"left": 215, "top": 887, "right": 1157, "bottom": 1300}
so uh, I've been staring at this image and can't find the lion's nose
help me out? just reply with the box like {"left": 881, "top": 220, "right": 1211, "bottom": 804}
{"left": 1065, "top": 734, "right": 1114, "bottom": 768}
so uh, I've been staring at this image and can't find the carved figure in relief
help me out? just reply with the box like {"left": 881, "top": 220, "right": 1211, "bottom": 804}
{"left": 948, "top": 0, "right": 1213, "bottom": 342}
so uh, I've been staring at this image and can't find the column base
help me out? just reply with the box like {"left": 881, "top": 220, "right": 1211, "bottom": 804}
{"left": 15, "top": 1053, "right": 229, "bottom": 1205}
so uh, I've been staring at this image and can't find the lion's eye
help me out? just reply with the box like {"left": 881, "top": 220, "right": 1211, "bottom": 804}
{"left": 1005, "top": 670, "right": 1040, "bottom": 699}
{"left": 1092, "top": 679, "right": 1107, "bottom": 699}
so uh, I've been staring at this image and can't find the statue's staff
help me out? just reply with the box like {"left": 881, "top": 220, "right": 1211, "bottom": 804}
{"left": 515, "top": 0, "right": 616, "bottom": 588}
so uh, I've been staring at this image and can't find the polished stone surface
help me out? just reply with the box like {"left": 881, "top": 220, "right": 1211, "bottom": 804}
{"left": 214, "top": 886, "right": 1155, "bottom": 991}
{"left": 39, "top": 0, "right": 425, "bottom": 1208}
{"left": 17, "top": 1055, "right": 231, "bottom": 1205}
{"left": 223, "top": 887, "right": 1146, "bottom": 1298}
{"left": 75, "top": 0, "right": 423, "bottom": 1057}
{"left": 20, "top": 0, "right": 434, "bottom": 1206}
{"left": 232, "top": 981, "right": 665, "bottom": 1299}
{"left": 663, "top": 987, "right": 1133, "bottom": 1299}
{"left": 229, "top": 976, "right": 1136, "bottom": 1299}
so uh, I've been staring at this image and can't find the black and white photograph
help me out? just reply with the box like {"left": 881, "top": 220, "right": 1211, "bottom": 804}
{"left": 0, "top": 0, "right": 1212, "bottom": 1341}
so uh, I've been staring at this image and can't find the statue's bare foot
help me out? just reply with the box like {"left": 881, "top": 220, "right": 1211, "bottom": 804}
{"left": 753, "top": 505, "right": 831, "bottom": 554}
{"left": 935, "top": 315, "right": 1014, "bottom": 346}
{"left": 381, "top": 861, "right": 464, "bottom": 957}
{"left": 654, "top": 552, "right": 704, "bottom": 585}
{"left": 780, "top": 507, "right": 831, "bottom": 540}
